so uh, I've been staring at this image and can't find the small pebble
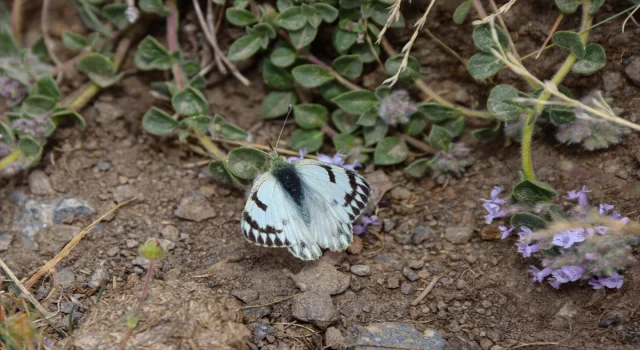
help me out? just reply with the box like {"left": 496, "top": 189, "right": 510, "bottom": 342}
{"left": 97, "top": 161, "right": 111, "bottom": 171}
{"left": 386, "top": 276, "right": 400, "bottom": 289}
{"left": 126, "top": 239, "right": 138, "bottom": 248}
{"left": 400, "top": 282, "right": 415, "bottom": 295}
{"left": 350, "top": 264, "right": 371, "bottom": 277}
{"left": 402, "top": 266, "right": 420, "bottom": 281}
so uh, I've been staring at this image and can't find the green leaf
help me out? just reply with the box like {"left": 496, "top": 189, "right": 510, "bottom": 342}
{"left": 364, "top": 118, "right": 389, "bottom": 146}
{"left": 375, "top": 86, "right": 391, "bottom": 100}
{"left": 590, "top": 0, "right": 605, "bottom": 14}
{"left": 88, "top": 72, "right": 124, "bottom": 88}
{"left": 374, "top": 137, "right": 408, "bottom": 165}
{"left": 512, "top": 179, "right": 557, "bottom": 204}
{"left": 357, "top": 108, "right": 378, "bottom": 127}
{"left": 453, "top": 0, "right": 473, "bottom": 24}
{"left": 333, "top": 133, "right": 357, "bottom": 153}
{"left": 511, "top": 212, "right": 547, "bottom": 231}
{"left": 340, "top": 0, "right": 366, "bottom": 9}
{"left": 552, "top": 31, "right": 585, "bottom": 58}
{"left": 31, "top": 37, "right": 51, "bottom": 62}
{"left": 226, "top": 8, "right": 258, "bottom": 26}
{"left": 180, "top": 115, "right": 211, "bottom": 133}
{"left": 472, "top": 122, "right": 501, "bottom": 141}
{"left": 438, "top": 116, "right": 465, "bottom": 137}
{"left": 22, "top": 95, "right": 57, "bottom": 117}
{"left": 291, "top": 129, "right": 324, "bottom": 152}
{"left": 416, "top": 103, "right": 459, "bottom": 122}
{"left": 135, "top": 36, "right": 173, "bottom": 70}
{"left": 332, "top": 55, "right": 363, "bottom": 79}
{"left": 487, "top": 84, "right": 522, "bottom": 122}
{"left": 428, "top": 125, "right": 452, "bottom": 151}
{"left": 227, "top": 35, "right": 261, "bottom": 61}
{"left": 289, "top": 24, "right": 318, "bottom": 49}
{"left": 76, "top": 2, "right": 110, "bottom": 36}
{"left": 572, "top": 44, "right": 606, "bottom": 74}
{"left": 467, "top": 52, "right": 504, "bottom": 79}
{"left": 270, "top": 44, "right": 297, "bottom": 67}
{"left": 313, "top": 3, "right": 339, "bottom": 22}
{"left": 172, "top": 87, "right": 210, "bottom": 117}
{"left": 404, "top": 158, "right": 430, "bottom": 178}
{"left": 403, "top": 113, "right": 427, "bottom": 136}
{"left": 263, "top": 91, "right": 297, "bottom": 119}
{"left": 102, "top": 3, "right": 129, "bottom": 29}
{"left": 19, "top": 137, "right": 43, "bottom": 167}
{"left": 349, "top": 43, "right": 380, "bottom": 64}
{"left": 62, "top": 31, "right": 88, "bottom": 50}
{"left": 332, "top": 28, "right": 357, "bottom": 53}
{"left": 277, "top": 0, "right": 294, "bottom": 12}
{"left": 371, "top": 5, "right": 405, "bottom": 28}
{"left": 294, "top": 104, "right": 328, "bottom": 129}
{"left": 302, "top": 4, "right": 323, "bottom": 28}
{"left": 0, "top": 121, "right": 15, "bottom": 147}
{"left": 549, "top": 108, "right": 575, "bottom": 125}
{"left": 274, "top": 6, "right": 307, "bottom": 30}
{"left": 220, "top": 123, "right": 249, "bottom": 140}
{"left": 292, "top": 64, "right": 334, "bottom": 88}
{"left": 332, "top": 109, "right": 359, "bottom": 134}
{"left": 263, "top": 59, "right": 294, "bottom": 90}
{"left": 320, "top": 81, "right": 350, "bottom": 101}
{"left": 76, "top": 53, "right": 116, "bottom": 76}
{"left": 0, "top": 23, "right": 19, "bottom": 57}
{"left": 472, "top": 24, "right": 509, "bottom": 52}
{"left": 332, "top": 90, "right": 377, "bottom": 114}
{"left": 384, "top": 55, "right": 421, "bottom": 82}
{"left": 51, "top": 109, "right": 86, "bottom": 130}
{"left": 555, "top": 0, "right": 581, "bottom": 13}
{"left": 226, "top": 147, "right": 267, "bottom": 180}
{"left": 142, "top": 107, "right": 180, "bottom": 135}
{"left": 247, "top": 23, "right": 277, "bottom": 39}
{"left": 208, "top": 160, "right": 236, "bottom": 184}
{"left": 139, "top": 0, "right": 169, "bottom": 15}
{"left": 34, "top": 75, "right": 61, "bottom": 101}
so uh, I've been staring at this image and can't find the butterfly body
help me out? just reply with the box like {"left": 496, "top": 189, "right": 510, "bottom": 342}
{"left": 241, "top": 155, "right": 371, "bottom": 260}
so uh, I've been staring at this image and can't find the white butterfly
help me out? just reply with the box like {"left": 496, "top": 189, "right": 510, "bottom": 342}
{"left": 240, "top": 153, "right": 371, "bottom": 261}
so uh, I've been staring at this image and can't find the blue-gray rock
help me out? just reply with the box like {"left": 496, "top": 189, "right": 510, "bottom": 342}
{"left": 0, "top": 231, "right": 13, "bottom": 251}
{"left": 291, "top": 291, "right": 338, "bottom": 329}
{"left": 248, "top": 322, "right": 275, "bottom": 341}
{"left": 242, "top": 306, "right": 272, "bottom": 323}
{"left": 355, "top": 323, "right": 446, "bottom": 350}
{"left": 54, "top": 198, "right": 94, "bottom": 224}
{"left": 97, "top": 160, "right": 111, "bottom": 171}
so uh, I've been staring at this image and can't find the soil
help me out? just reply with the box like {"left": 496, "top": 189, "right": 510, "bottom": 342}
{"left": 2, "top": 1, "right": 640, "bottom": 349}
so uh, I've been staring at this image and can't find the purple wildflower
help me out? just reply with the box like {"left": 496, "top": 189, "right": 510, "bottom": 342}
{"left": 482, "top": 186, "right": 506, "bottom": 205}
{"left": 548, "top": 277, "right": 562, "bottom": 289}
{"left": 499, "top": 225, "right": 514, "bottom": 239}
{"left": 0, "top": 77, "right": 26, "bottom": 104}
{"left": 599, "top": 203, "right": 614, "bottom": 215}
{"left": 318, "top": 152, "right": 345, "bottom": 166}
{"left": 517, "top": 226, "right": 532, "bottom": 241}
{"left": 287, "top": 149, "right": 308, "bottom": 162}
{"left": 567, "top": 185, "right": 591, "bottom": 207}
{"left": 483, "top": 202, "right": 505, "bottom": 224}
{"left": 589, "top": 271, "right": 624, "bottom": 289}
{"left": 549, "top": 266, "right": 584, "bottom": 288}
{"left": 353, "top": 215, "right": 381, "bottom": 235}
{"left": 620, "top": 217, "right": 630, "bottom": 224}
{"left": 529, "top": 266, "right": 552, "bottom": 283}
{"left": 516, "top": 242, "right": 539, "bottom": 258}
{"left": 595, "top": 226, "right": 608, "bottom": 235}
{"left": 552, "top": 228, "right": 586, "bottom": 248}
{"left": 377, "top": 90, "right": 417, "bottom": 126}
{"left": 343, "top": 158, "right": 361, "bottom": 171}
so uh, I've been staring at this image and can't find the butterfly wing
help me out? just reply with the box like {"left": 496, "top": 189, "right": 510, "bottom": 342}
{"left": 295, "top": 160, "right": 371, "bottom": 252}
{"left": 241, "top": 171, "right": 322, "bottom": 260}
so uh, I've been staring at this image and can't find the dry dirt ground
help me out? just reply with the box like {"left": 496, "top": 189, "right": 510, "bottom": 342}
{"left": 2, "top": 1, "right": 640, "bottom": 349}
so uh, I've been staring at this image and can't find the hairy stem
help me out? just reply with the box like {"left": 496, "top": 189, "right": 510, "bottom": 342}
{"left": 520, "top": 0, "right": 593, "bottom": 182}
{"left": 118, "top": 261, "right": 155, "bottom": 350}
{"left": 0, "top": 149, "right": 21, "bottom": 173}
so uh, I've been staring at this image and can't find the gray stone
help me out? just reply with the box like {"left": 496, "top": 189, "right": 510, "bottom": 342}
{"left": 402, "top": 266, "right": 420, "bottom": 281}
{"left": 480, "top": 338, "right": 494, "bottom": 350}
{"left": 125, "top": 239, "right": 138, "bottom": 248}
{"left": 400, "top": 282, "right": 416, "bottom": 295}
{"left": 232, "top": 289, "right": 259, "bottom": 303}
{"left": 242, "top": 306, "right": 272, "bottom": 323}
{"left": 383, "top": 219, "right": 396, "bottom": 232}
{"left": 355, "top": 323, "right": 446, "bottom": 350}
{"left": 350, "top": 265, "right": 371, "bottom": 277}
{"left": 106, "top": 246, "right": 119, "bottom": 257}
{"left": 291, "top": 291, "right": 339, "bottom": 329}
{"left": 386, "top": 276, "right": 400, "bottom": 289}
{"left": 603, "top": 71, "right": 623, "bottom": 92}
{"left": 390, "top": 187, "right": 412, "bottom": 200}
{"left": 394, "top": 233, "right": 412, "bottom": 245}
{"left": 325, "top": 327, "right": 344, "bottom": 350}
{"left": 0, "top": 232, "right": 13, "bottom": 251}
{"left": 161, "top": 225, "right": 180, "bottom": 241}
{"left": 445, "top": 226, "right": 474, "bottom": 245}
{"left": 174, "top": 194, "right": 216, "bottom": 222}
{"left": 28, "top": 170, "right": 54, "bottom": 195}
{"left": 291, "top": 261, "right": 350, "bottom": 295}
{"left": 58, "top": 268, "right": 76, "bottom": 290}
{"left": 97, "top": 161, "right": 111, "bottom": 171}
{"left": 132, "top": 256, "right": 150, "bottom": 267}
{"left": 625, "top": 56, "right": 640, "bottom": 86}
{"left": 38, "top": 225, "right": 79, "bottom": 256}
{"left": 248, "top": 322, "right": 275, "bottom": 341}
{"left": 88, "top": 262, "right": 109, "bottom": 288}
{"left": 53, "top": 198, "right": 94, "bottom": 224}
{"left": 411, "top": 226, "right": 430, "bottom": 245}
{"left": 113, "top": 185, "right": 142, "bottom": 204}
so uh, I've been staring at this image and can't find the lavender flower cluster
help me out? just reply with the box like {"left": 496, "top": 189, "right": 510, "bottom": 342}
{"left": 0, "top": 76, "right": 26, "bottom": 105}
{"left": 12, "top": 118, "right": 49, "bottom": 140}
{"left": 430, "top": 143, "right": 475, "bottom": 184}
{"left": 377, "top": 90, "right": 417, "bottom": 126}
{"left": 483, "top": 185, "right": 637, "bottom": 290}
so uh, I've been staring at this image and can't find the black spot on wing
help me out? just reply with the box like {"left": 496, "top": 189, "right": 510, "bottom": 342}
{"left": 319, "top": 164, "right": 336, "bottom": 183}
{"left": 274, "top": 236, "right": 283, "bottom": 247}
{"left": 242, "top": 211, "right": 283, "bottom": 235}
{"left": 342, "top": 170, "right": 370, "bottom": 220}
{"left": 251, "top": 191, "right": 268, "bottom": 211}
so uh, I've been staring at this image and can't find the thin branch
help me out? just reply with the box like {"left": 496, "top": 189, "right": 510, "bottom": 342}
{"left": 411, "top": 274, "right": 441, "bottom": 306}
{"left": 622, "top": 3, "right": 640, "bottom": 32}
{"left": 472, "top": 0, "right": 488, "bottom": 19}
{"left": 472, "top": 0, "right": 517, "bottom": 25}
{"left": 535, "top": 14, "right": 564, "bottom": 59}
{"left": 0, "top": 258, "right": 54, "bottom": 318}
{"left": 424, "top": 29, "right": 466, "bottom": 67}
{"left": 11, "top": 0, "right": 24, "bottom": 46}
{"left": 488, "top": 0, "right": 520, "bottom": 59}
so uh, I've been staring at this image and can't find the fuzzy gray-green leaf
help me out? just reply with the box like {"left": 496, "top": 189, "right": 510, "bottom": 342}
{"left": 292, "top": 64, "right": 334, "bottom": 88}
{"left": 19, "top": 136, "right": 43, "bottom": 167}
{"left": 263, "top": 91, "right": 297, "bottom": 119}
{"left": 404, "top": 158, "right": 430, "bottom": 178}
{"left": 332, "top": 90, "right": 377, "bottom": 114}
{"left": 289, "top": 23, "right": 317, "bottom": 49}
{"left": 172, "top": 87, "right": 209, "bottom": 117}
{"left": 332, "top": 55, "right": 363, "bottom": 80}
{"left": 428, "top": 125, "right": 452, "bottom": 151}
{"left": 62, "top": 31, "right": 88, "bottom": 50}
{"left": 226, "top": 8, "right": 258, "bottom": 26}
{"left": 467, "top": 52, "right": 504, "bottom": 79}
{"left": 291, "top": 129, "right": 324, "bottom": 152}
{"left": 294, "top": 104, "right": 328, "bottom": 129}
{"left": 374, "top": 136, "right": 408, "bottom": 165}
{"left": 487, "top": 84, "right": 522, "bottom": 122}
{"left": 274, "top": 6, "right": 307, "bottom": 30}
{"left": 227, "top": 35, "right": 261, "bottom": 61}
{"left": 572, "top": 44, "right": 606, "bottom": 74}
{"left": 552, "top": 31, "right": 585, "bottom": 58}
{"left": 226, "top": 147, "right": 267, "bottom": 180}
{"left": 142, "top": 107, "right": 179, "bottom": 135}
{"left": 263, "top": 59, "right": 294, "bottom": 90}
{"left": 77, "top": 53, "right": 116, "bottom": 76}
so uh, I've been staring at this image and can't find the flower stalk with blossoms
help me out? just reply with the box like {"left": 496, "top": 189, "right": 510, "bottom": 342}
{"left": 484, "top": 185, "right": 638, "bottom": 290}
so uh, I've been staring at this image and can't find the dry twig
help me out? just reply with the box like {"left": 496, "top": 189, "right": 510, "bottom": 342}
{"left": 411, "top": 274, "right": 442, "bottom": 306}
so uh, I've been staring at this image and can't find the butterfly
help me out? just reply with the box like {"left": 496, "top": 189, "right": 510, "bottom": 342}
{"left": 239, "top": 108, "right": 371, "bottom": 260}
{"left": 240, "top": 155, "right": 371, "bottom": 260}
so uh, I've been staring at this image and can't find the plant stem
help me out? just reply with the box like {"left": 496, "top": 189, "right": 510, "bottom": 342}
{"left": 380, "top": 38, "right": 493, "bottom": 119}
{"left": 520, "top": 0, "right": 593, "bottom": 182}
{"left": 118, "top": 261, "right": 155, "bottom": 350}
{"left": 167, "top": 0, "right": 225, "bottom": 160}
{"left": 11, "top": 0, "right": 24, "bottom": 46}
{"left": 0, "top": 149, "right": 21, "bottom": 173}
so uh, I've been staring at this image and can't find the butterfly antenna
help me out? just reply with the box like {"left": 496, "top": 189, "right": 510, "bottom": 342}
{"left": 274, "top": 105, "right": 293, "bottom": 153}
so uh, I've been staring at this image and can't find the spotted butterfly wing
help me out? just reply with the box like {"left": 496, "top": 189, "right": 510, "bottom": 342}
{"left": 240, "top": 159, "right": 371, "bottom": 260}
